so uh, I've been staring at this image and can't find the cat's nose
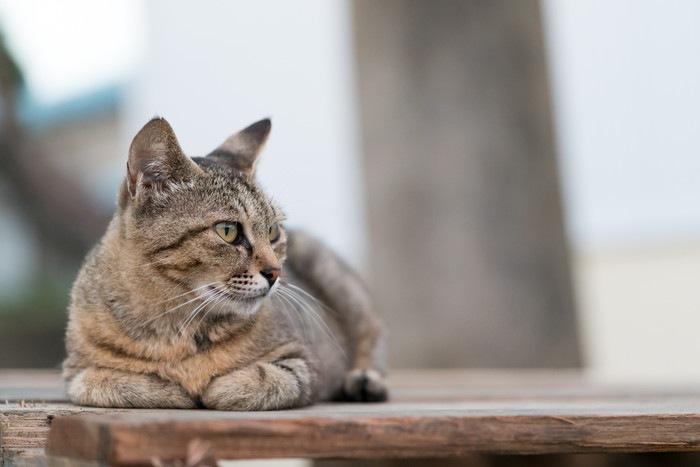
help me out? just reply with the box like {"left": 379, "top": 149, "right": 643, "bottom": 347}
{"left": 260, "top": 267, "right": 280, "bottom": 287}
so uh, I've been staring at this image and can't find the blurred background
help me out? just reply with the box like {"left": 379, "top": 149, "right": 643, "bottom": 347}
{"left": 0, "top": 0, "right": 699, "bottom": 389}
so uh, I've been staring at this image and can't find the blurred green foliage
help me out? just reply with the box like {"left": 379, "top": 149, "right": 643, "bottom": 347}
{"left": 0, "top": 274, "right": 69, "bottom": 368}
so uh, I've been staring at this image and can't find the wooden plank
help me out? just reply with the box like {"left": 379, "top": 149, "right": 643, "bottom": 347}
{"left": 0, "top": 404, "right": 131, "bottom": 464}
{"left": 6, "top": 370, "right": 700, "bottom": 463}
{"left": 45, "top": 404, "right": 700, "bottom": 463}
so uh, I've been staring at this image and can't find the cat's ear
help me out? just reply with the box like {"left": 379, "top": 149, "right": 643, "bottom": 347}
{"left": 127, "top": 117, "right": 202, "bottom": 196}
{"left": 206, "top": 119, "right": 271, "bottom": 177}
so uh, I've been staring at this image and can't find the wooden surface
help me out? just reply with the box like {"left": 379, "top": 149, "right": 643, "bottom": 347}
{"left": 5, "top": 370, "right": 700, "bottom": 464}
{"left": 0, "top": 370, "right": 125, "bottom": 464}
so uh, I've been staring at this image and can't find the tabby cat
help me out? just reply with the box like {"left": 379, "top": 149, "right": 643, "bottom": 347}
{"left": 62, "top": 118, "right": 387, "bottom": 410}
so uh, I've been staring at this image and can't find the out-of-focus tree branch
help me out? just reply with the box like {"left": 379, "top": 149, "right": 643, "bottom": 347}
{"left": 0, "top": 34, "right": 110, "bottom": 263}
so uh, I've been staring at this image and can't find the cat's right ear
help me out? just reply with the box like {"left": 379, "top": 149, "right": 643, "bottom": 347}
{"left": 127, "top": 118, "right": 202, "bottom": 197}
{"left": 205, "top": 119, "right": 271, "bottom": 177}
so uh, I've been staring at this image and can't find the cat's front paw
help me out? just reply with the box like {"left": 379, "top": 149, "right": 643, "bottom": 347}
{"left": 68, "top": 368, "right": 197, "bottom": 408}
{"left": 202, "top": 358, "right": 312, "bottom": 411}
{"left": 341, "top": 368, "right": 388, "bottom": 402}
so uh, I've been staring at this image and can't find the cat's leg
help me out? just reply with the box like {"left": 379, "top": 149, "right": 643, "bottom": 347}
{"left": 68, "top": 367, "right": 197, "bottom": 408}
{"left": 285, "top": 231, "right": 388, "bottom": 402}
{"left": 341, "top": 368, "right": 388, "bottom": 402}
{"left": 201, "top": 357, "right": 313, "bottom": 411}
{"left": 340, "top": 302, "right": 389, "bottom": 402}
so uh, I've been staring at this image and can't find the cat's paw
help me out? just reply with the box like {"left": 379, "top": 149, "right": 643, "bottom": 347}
{"left": 68, "top": 368, "right": 197, "bottom": 408}
{"left": 341, "top": 368, "right": 388, "bottom": 402}
{"left": 202, "top": 359, "right": 312, "bottom": 411}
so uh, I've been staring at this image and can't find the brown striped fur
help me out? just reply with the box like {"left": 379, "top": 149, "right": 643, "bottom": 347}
{"left": 62, "top": 118, "right": 387, "bottom": 410}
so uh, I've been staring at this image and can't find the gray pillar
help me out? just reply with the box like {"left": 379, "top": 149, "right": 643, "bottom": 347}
{"left": 354, "top": 0, "right": 580, "bottom": 368}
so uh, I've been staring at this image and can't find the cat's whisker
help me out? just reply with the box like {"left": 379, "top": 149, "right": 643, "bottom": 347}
{"left": 212, "top": 291, "right": 230, "bottom": 315}
{"left": 153, "top": 266, "right": 213, "bottom": 306}
{"left": 155, "top": 282, "right": 216, "bottom": 305}
{"left": 283, "top": 282, "right": 340, "bottom": 316}
{"left": 192, "top": 289, "right": 231, "bottom": 334}
{"left": 181, "top": 284, "right": 245, "bottom": 336}
{"left": 191, "top": 303, "right": 215, "bottom": 337}
{"left": 277, "top": 288, "right": 341, "bottom": 356}
{"left": 145, "top": 275, "right": 207, "bottom": 316}
{"left": 282, "top": 286, "right": 346, "bottom": 356}
{"left": 177, "top": 288, "right": 221, "bottom": 335}
{"left": 144, "top": 295, "right": 204, "bottom": 326}
{"left": 185, "top": 289, "right": 219, "bottom": 322}
{"left": 177, "top": 296, "right": 209, "bottom": 332}
{"left": 178, "top": 301, "right": 209, "bottom": 336}
{"left": 276, "top": 286, "right": 347, "bottom": 361}
{"left": 283, "top": 293, "right": 315, "bottom": 343}
{"left": 145, "top": 271, "right": 195, "bottom": 308}
{"left": 274, "top": 293, "right": 313, "bottom": 343}
{"left": 143, "top": 283, "right": 220, "bottom": 325}
{"left": 281, "top": 285, "right": 349, "bottom": 358}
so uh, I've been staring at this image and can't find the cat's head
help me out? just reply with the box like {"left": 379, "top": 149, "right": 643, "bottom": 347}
{"left": 119, "top": 117, "right": 285, "bottom": 317}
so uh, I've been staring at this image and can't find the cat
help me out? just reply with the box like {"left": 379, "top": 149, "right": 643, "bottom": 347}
{"left": 62, "top": 117, "right": 387, "bottom": 410}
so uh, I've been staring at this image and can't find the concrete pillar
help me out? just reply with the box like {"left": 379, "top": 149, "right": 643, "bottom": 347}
{"left": 354, "top": 0, "right": 580, "bottom": 368}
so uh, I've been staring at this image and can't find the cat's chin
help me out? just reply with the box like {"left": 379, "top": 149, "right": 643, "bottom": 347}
{"left": 228, "top": 297, "right": 265, "bottom": 318}
{"left": 207, "top": 290, "right": 266, "bottom": 318}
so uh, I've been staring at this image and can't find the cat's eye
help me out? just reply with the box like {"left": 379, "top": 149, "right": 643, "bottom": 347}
{"left": 269, "top": 222, "right": 280, "bottom": 242}
{"left": 215, "top": 222, "right": 238, "bottom": 243}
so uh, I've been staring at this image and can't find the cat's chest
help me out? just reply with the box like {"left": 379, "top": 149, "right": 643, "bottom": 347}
{"left": 157, "top": 333, "right": 262, "bottom": 394}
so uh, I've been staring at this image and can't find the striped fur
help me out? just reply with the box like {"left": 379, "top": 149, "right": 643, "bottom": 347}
{"left": 63, "top": 118, "right": 387, "bottom": 410}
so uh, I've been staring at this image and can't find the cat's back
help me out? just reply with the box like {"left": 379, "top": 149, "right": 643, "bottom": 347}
{"left": 280, "top": 230, "right": 385, "bottom": 400}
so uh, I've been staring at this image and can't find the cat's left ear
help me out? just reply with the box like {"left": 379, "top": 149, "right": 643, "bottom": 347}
{"left": 206, "top": 119, "right": 271, "bottom": 177}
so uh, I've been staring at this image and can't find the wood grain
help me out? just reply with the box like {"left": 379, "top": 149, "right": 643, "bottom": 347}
{"left": 7, "top": 370, "right": 700, "bottom": 464}
{"left": 46, "top": 409, "right": 700, "bottom": 463}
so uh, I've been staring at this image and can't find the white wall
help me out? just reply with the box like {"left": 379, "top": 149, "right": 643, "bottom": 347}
{"left": 0, "top": 0, "right": 143, "bottom": 106}
{"left": 543, "top": 0, "right": 700, "bottom": 380}
{"left": 122, "top": 0, "right": 367, "bottom": 269}
{"left": 543, "top": 0, "right": 700, "bottom": 251}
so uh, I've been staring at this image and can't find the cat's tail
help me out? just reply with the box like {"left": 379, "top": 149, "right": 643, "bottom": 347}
{"left": 283, "top": 230, "right": 388, "bottom": 402}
